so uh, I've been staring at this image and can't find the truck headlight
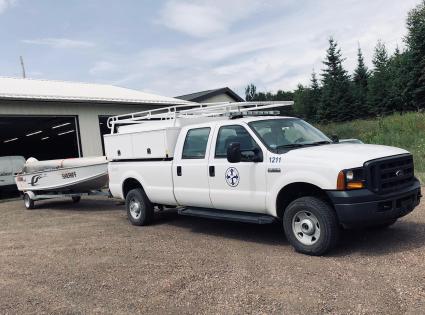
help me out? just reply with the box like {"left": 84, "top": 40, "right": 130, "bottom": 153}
{"left": 337, "top": 168, "right": 365, "bottom": 190}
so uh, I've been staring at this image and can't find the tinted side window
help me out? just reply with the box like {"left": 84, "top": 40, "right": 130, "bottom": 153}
{"left": 215, "top": 125, "right": 260, "bottom": 158}
{"left": 182, "top": 128, "right": 210, "bottom": 159}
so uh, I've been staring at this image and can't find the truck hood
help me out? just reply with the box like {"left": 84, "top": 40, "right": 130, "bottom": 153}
{"left": 284, "top": 143, "right": 409, "bottom": 169}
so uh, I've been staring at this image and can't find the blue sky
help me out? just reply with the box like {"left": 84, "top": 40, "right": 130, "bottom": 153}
{"left": 0, "top": 0, "right": 420, "bottom": 98}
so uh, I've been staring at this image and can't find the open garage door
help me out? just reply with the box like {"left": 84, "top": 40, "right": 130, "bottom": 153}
{"left": 0, "top": 116, "right": 81, "bottom": 160}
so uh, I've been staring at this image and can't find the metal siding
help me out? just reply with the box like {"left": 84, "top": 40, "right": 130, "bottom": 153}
{"left": 199, "top": 94, "right": 236, "bottom": 103}
{"left": 0, "top": 100, "right": 155, "bottom": 156}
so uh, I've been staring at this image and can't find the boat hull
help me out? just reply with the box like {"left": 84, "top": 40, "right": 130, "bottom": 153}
{"left": 15, "top": 163, "right": 108, "bottom": 193}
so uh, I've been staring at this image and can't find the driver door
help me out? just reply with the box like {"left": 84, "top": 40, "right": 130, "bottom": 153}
{"left": 208, "top": 124, "right": 267, "bottom": 213}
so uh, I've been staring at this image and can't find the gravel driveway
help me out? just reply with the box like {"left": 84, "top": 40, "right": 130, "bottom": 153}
{"left": 0, "top": 194, "right": 424, "bottom": 314}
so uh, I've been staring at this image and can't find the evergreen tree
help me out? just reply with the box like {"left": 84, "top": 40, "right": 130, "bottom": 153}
{"left": 387, "top": 48, "right": 412, "bottom": 113}
{"left": 368, "top": 41, "right": 391, "bottom": 115}
{"left": 293, "top": 84, "right": 310, "bottom": 119}
{"left": 318, "top": 38, "right": 353, "bottom": 122}
{"left": 293, "top": 72, "right": 321, "bottom": 122}
{"left": 245, "top": 83, "right": 257, "bottom": 101}
{"left": 308, "top": 71, "right": 321, "bottom": 121}
{"left": 405, "top": 0, "right": 425, "bottom": 110}
{"left": 352, "top": 46, "right": 370, "bottom": 117}
{"left": 274, "top": 90, "right": 294, "bottom": 101}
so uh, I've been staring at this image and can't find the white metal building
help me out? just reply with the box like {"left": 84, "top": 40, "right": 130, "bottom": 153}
{"left": 0, "top": 77, "right": 190, "bottom": 160}
{"left": 176, "top": 87, "right": 244, "bottom": 103}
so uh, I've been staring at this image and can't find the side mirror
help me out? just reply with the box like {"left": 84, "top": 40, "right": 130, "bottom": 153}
{"left": 227, "top": 142, "right": 241, "bottom": 163}
{"left": 330, "top": 135, "right": 339, "bottom": 143}
{"left": 252, "top": 148, "right": 263, "bottom": 163}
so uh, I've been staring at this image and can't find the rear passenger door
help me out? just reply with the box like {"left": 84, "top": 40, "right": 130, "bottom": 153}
{"left": 173, "top": 126, "right": 214, "bottom": 208}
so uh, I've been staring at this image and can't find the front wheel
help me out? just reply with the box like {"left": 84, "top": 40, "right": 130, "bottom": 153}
{"left": 283, "top": 196, "right": 339, "bottom": 256}
{"left": 125, "top": 188, "right": 154, "bottom": 226}
{"left": 24, "top": 193, "right": 35, "bottom": 210}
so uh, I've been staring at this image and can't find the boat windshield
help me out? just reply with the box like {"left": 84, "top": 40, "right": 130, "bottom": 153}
{"left": 248, "top": 118, "right": 332, "bottom": 152}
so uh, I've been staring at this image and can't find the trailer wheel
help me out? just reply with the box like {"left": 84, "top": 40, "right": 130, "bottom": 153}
{"left": 126, "top": 188, "right": 154, "bottom": 226}
{"left": 24, "top": 193, "right": 35, "bottom": 210}
{"left": 283, "top": 196, "right": 339, "bottom": 256}
{"left": 72, "top": 196, "right": 81, "bottom": 203}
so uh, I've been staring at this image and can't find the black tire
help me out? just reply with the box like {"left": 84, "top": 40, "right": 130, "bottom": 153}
{"left": 24, "top": 193, "right": 35, "bottom": 210}
{"left": 283, "top": 196, "right": 339, "bottom": 256}
{"left": 72, "top": 196, "right": 81, "bottom": 203}
{"left": 368, "top": 218, "right": 397, "bottom": 229}
{"left": 125, "top": 188, "right": 154, "bottom": 226}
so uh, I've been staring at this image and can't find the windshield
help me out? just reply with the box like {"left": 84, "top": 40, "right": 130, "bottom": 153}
{"left": 248, "top": 118, "right": 331, "bottom": 152}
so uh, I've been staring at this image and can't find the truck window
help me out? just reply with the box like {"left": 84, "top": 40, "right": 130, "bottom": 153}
{"left": 215, "top": 125, "right": 260, "bottom": 159}
{"left": 182, "top": 127, "right": 211, "bottom": 159}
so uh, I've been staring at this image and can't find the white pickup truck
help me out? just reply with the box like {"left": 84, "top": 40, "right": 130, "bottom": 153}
{"left": 105, "top": 102, "right": 422, "bottom": 255}
{"left": 0, "top": 156, "right": 25, "bottom": 195}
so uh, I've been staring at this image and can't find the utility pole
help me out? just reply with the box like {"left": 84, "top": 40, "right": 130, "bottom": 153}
{"left": 20, "top": 56, "right": 26, "bottom": 78}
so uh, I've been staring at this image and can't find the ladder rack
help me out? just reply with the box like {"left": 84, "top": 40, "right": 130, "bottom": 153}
{"left": 107, "top": 101, "right": 294, "bottom": 131}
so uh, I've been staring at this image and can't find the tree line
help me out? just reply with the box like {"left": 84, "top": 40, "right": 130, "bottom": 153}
{"left": 245, "top": 0, "right": 425, "bottom": 123}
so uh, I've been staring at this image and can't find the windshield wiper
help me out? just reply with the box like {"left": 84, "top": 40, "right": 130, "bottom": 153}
{"left": 307, "top": 141, "right": 332, "bottom": 145}
{"left": 275, "top": 143, "right": 306, "bottom": 152}
{"left": 277, "top": 143, "right": 306, "bottom": 148}
{"left": 275, "top": 141, "right": 331, "bottom": 152}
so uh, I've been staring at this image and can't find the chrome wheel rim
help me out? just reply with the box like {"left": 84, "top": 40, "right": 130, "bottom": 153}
{"left": 292, "top": 210, "right": 320, "bottom": 245}
{"left": 129, "top": 198, "right": 142, "bottom": 219}
{"left": 24, "top": 195, "right": 30, "bottom": 208}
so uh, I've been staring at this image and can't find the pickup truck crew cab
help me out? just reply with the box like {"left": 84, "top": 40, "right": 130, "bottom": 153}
{"left": 105, "top": 102, "right": 422, "bottom": 255}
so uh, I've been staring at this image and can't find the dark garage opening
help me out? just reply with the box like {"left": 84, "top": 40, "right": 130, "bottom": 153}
{"left": 0, "top": 116, "right": 81, "bottom": 160}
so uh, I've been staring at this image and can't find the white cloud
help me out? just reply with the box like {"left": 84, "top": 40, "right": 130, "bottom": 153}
{"left": 22, "top": 38, "right": 95, "bottom": 49}
{"left": 89, "top": 61, "right": 118, "bottom": 75}
{"left": 94, "top": 0, "right": 420, "bottom": 97}
{"left": 0, "top": 0, "right": 17, "bottom": 14}
{"left": 158, "top": 0, "right": 263, "bottom": 37}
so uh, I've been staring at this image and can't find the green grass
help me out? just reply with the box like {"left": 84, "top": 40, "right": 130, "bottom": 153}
{"left": 316, "top": 112, "right": 425, "bottom": 184}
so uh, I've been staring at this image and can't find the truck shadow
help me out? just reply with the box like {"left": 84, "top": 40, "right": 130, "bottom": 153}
{"left": 154, "top": 210, "right": 287, "bottom": 246}
{"left": 156, "top": 210, "right": 425, "bottom": 255}
{"left": 332, "top": 220, "right": 425, "bottom": 257}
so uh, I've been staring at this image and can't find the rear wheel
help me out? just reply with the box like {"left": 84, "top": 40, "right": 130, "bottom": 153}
{"left": 126, "top": 188, "right": 154, "bottom": 226}
{"left": 24, "top": 193, "right": 35, "bottom": 210}
{"left": 283, "top": 196, "right": 339, "bottom": 256}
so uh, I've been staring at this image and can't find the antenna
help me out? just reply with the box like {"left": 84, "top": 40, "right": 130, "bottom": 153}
{"left": 19, "top": 56, "right": 26, "bottom": 78}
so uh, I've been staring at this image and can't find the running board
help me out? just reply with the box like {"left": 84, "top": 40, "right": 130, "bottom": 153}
{"left": 178, "top": 207, "right": 276, "bottom": 224}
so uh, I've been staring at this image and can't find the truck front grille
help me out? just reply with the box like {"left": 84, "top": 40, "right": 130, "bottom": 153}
{"left": 364, "top": 154, "right": 414, "bottom": 194}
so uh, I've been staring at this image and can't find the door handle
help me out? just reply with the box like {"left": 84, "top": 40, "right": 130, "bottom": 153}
{"left": 177, "top": 166, "right": 182, "bottom": 176}
{"left": 209, "top": 166, "right": 215, "bottom": 177}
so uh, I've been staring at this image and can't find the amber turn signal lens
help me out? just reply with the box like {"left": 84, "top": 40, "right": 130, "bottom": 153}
{"left": 347, "top": 181, "right": 364, "bottom": 189}
{"left": 337, "top": 171, "right": 345, "bottom": 190}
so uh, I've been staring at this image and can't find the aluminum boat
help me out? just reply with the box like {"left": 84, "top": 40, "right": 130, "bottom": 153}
{"left": 15, "top": 156, "right": 108, "bottom": 193}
